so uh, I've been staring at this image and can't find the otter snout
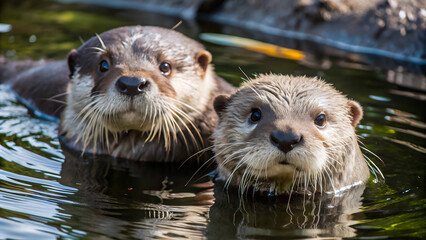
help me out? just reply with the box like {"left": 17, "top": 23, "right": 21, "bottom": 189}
{"left": 270, "top": 130, "right": 302, "bottom": 153}
{"left": 115, "top": 76, "right": 150, "bottom": 96}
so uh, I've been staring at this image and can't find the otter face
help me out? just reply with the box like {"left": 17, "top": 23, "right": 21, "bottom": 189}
{"left": 213, "top": 74, "right": 364, "bottom": 194}
{"left": 62, "top": 26, "right": 214, "bottom": 150}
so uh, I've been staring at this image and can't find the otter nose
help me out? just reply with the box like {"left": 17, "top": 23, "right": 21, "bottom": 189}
{"left": 115, "top": 76, "right": 149, "bottom": 96}
{"left": 270, "top": 130, "right": 302, "bottom": 153}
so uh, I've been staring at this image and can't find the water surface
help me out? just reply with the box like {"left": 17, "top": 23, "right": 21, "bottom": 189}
{"left": 0, "top": 0, "right": 425, "bottom": 239}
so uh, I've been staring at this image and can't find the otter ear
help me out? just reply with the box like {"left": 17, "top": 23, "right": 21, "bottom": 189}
{"left": 214, "top": 94, "right": 231, "bottom": 118}
{"left": 195, "top": 50, "right": 212, "bottom": 73}
{"left": 348, "top": 100, "right": 363, "bottom": 127}
{"left": 67, "top": 49, "right": 78, "bottom": 78}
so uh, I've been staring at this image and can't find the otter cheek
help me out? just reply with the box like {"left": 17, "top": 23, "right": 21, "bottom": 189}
{"left": 246, "top": 148, "right": 272, "bottom": 171}
{"left": 70, "top": 74, "right": 94, "bottom": 108}
{"left": 310, "top": 148, "right": 327, "bottom": 173}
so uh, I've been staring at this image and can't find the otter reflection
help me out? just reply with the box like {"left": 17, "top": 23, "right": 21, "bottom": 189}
{"left": 208, "top": 181, "right": 367, "bottom": 238}
{"left": 58, "top": 148, "right": 214, "bottom": 239}
{"left": 58, "top": 147, "right": 367, "bottom": 238}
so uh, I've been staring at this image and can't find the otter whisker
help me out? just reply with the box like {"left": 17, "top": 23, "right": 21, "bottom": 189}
{"left": 88, "top": 46, "right": 107, "bottom": 53}
{"left": 238, "top": 67, "right": 250, "bottom": 82}
{"left": 168, "top": 107, "right": 191, "bottom": 152}
{"left": 166, "top": 96, "right": 202, "bottom": 115}
{"left": 286, "top": 170, "right": 299, "bottom": 216}
{"left": 95, "top": 33, "right": 107, "bottom": 50}
{"left": 323, "top": 168, "right": 336, "bottom": 194}
{"left": 239, "top": 166, "right": 252, "bottom": 197}
{"left": 43, "top": 91, "right": 68, "bottom": 103}
{"left": 224, "top": 152, "right": 249, "bottom": 190}
{"left": 77, "top": 108, "right": 100, "bottom": 153}
{"left": 145, "top": 103, "right": 160, "bottom": 142}
{"left": 163, "top": 110, "right": 177, "bottom": 149}
{"left": 86, "top": 108, "right": 103, "bottom": 152}
{"left": 167, "top": 110, "right": 187, "bottom": 147}
{"left": 169, "top": 108, "right": 198, "bottom": 150}
{"left": 161, "top": 112, "right": 172, "bottom": 150}
{"left": 222, "top": 147, "right": 253, "bottom": 167}
{"left": 160, "top": 113, "right": 168, "bottom": 148}
{"left": 180, "top": 145, "right": 216, "bottom": 168}
{"left": 74, "top": 99, "right": 98, "bottom": 122}
{"left": 166, "top": 112, "right": 179, "bottom": 150}
{"left": 363, "top": 154, "right": 385, "bottom": 179}
{"left": 170, "top": 20, "right": 183, "bottom": 31}
{"left": 246, "top": 81, "right": 265, "bottom": 100}
{"left": 168, "top": 104, "right": 203, "bottom": 145}
{"left": 185, "top": 157, "right": 218, "bottom": 186}
{"left": 204, "top": 142, "right": 249, "bottom": 165}
{"left": 324, "top": 158, "right": 340, "bottom": 172}
{"left": 363, "top": 156, "right": 378, "bottom": 180}
{"left": 360, "top": 145, "right": 384, "bottom": 164}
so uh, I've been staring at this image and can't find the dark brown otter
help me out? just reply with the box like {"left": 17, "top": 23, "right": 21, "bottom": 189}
{"left": 213, "top": 74, "right": 380, "bottom": 195}
{"left": 1, "top": 26, "right": 234, "bottom": 162}
{"left": 0, "top": 57, "right": 68, "bottom": 120}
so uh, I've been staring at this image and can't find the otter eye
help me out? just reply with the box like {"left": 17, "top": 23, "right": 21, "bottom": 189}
{"left": 249, "top": 108, "right": 262, "bottom": 123}
{"left": 159, "top": 62, "right": 171, "bottom": 76}
{"left": 314, "top": 114, "right": 326, "bottom": 127}
{"left": 99, "top": 60, "right": 109, "bottom": 73}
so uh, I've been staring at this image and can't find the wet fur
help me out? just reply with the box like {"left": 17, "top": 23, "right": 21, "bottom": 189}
{"left": 0, "top": 57, "right": 69, "bottom": 119}
{"left": 212, "top": 74, "right": 379, "bottom": 195}
{"left": 1, "top": 26, "right": 234, "bottom": 162}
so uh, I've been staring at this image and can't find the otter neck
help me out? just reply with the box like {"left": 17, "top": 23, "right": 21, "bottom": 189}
{"left": 324, "top": 139, "right": 369, "bottom": 193}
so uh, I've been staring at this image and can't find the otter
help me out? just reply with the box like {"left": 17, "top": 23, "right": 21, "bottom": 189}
{"left": 212, "top": 74, "right": 380, "bottom": 195}
{"left": 1, "top": 26, "right": 234, "bottom": 162}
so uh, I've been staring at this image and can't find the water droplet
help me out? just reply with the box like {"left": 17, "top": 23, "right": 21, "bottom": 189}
{"left": 421, "top": 9, "right": 426, "bottom": 18}
{"left": 377, "top": 19, "right": 385, "bottom": 27}
{"left": 369, "top": 95, "right": 391, "bottom": 102}
{"left": 399, "top": 10, "right": 406, "bottom": 20}
{"left": 0, "top": 23, "right": 11, "bottom": 33}
{"left": 29, "top": 34, "right": 37, "bottom": 43}
{"left": 387, "top": 0, "right": 397, "bottom": 9}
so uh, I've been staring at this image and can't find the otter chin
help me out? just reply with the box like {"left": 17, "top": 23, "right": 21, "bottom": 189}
{"left": 212, "top": 74, "right": 379, "bottom": 195}
{"left": 3, "top": 26, "right": 234, "bottom": 162}
{"left": 60, "top": 26, "right": 235, "bottom": 161}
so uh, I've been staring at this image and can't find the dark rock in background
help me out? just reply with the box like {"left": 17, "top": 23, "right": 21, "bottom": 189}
{"left": 203, "top": 0, "right": 425, "bottom": 63}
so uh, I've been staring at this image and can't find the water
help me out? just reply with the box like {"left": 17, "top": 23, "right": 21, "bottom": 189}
{"left": 0, "top": 0, "right": 425, "bottom": 239}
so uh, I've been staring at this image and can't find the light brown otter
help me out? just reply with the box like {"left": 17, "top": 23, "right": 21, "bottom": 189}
{"left": 212, "top": 74, "right": 379, "bottom": 195}
{"left": 2, "top": 26, "right": 234, "bottom": 162}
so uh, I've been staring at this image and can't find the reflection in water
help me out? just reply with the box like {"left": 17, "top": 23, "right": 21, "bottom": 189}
{"left": 58, "top": 146, "right": 368, "bottom": 239}
{"left": 384, "top": 137, "right": 426, "bottom": 154}
{"left": 57, "top": 148, "right": 215, "bottom": 239}
{"left": 208, "top": 181, "right": 367, "bottom": 238}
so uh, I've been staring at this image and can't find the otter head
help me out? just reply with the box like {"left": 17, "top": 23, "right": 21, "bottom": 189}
{"left": 61, "top": 26, "right": 214, "bottom": 151}
{"left": 213, "top": 74, "right": 368, "bottom": 195}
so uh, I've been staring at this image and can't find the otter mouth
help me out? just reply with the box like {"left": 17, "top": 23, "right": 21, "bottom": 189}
{"left": 278, "top": 160, "right": 290, "bottom": 165}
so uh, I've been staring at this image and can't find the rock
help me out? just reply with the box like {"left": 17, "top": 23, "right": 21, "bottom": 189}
{"left": 201, "top": 0, "right": 425, "bottom": 63}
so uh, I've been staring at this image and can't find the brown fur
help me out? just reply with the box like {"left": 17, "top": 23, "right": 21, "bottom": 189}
{"left": 0, "top": 57, "right": 69, "bottom": 119}
{"left": 2, "top": 26, "right": 234, "bottom": 162}
{"left": 213, "top": 74, "right": 372, "bottom": 195}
